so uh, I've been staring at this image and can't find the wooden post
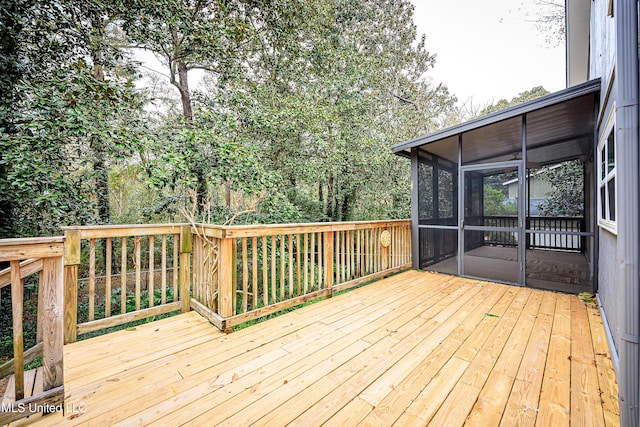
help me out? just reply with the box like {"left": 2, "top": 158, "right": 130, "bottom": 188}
{"left": 179, "top": 226, "right": 192, "bottom": 313}
{"left": 10, "top": 260, "right": 24, "bottom": 400}
{"left": 323, "top": 231, "right": 334, "bottom": 297}
{"left": 381, "top": 228, "right": 389, "bottom": 271}
{"left": 218, "top": 237, "right": 235, "bottom": 331}
{"left": 42, "top": 256, "right": 64, "bottom": 390}
{"left": 63, "top": 230, "right": 80, "bottom": 344}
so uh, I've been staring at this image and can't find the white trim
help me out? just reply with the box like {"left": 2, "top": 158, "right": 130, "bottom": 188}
{"left": 597, "top": 106, "right": 617, "bottom": 234}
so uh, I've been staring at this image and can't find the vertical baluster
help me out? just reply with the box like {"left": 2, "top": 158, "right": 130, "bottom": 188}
{"left": 340, "top": 231, "right": 345, "bottom": 283}
{"left": 280, "top": 234, "right": 285, "bottom": 298}
{"left": 242, "top": 237, "right": 248, "bottom": 312}
{"left": 135, "top": 236, "right": 141, "bottom": 311}
{"left": 89, "top": 238, "right": 95, "bottom": 321}
{"left": 335, "top": 231, "right": 340, "bottom": 284}
{"left": 252, "top": 236, "right": 258, "bottom": 309}
{"left": 121, "top": 237, "right": 127, "bottom": 314}
{"left": 303, "top": 233, "right": 309, "bottom": 294}
{"left": 310, "top": 232, "right": 315, "bottom": 291}
{"left": 317, "top": 233, "right": 322, "bottom": 289}
{"left": 173, "top": 234, "right": 179, "bottom": 302}
{"left": 348, "top": 230, "right": 353, "bottom": 280}
{"left": 296, "top": 234, "right": 301, "bottom": 295}
{"left": 288, "top": 234, "right": 294, "bottom": 297}
{"left": 271, "top": 236, "right": 276, "bottom": 303}
{"left": 161, "top": 235, "right": 167, "bottom": 305}
{"left": 106, "top": 237, "right": 112, "bottom": 317}
{"left": 262, "top": 236, "right": 268, "bottom": 306}
{"left": 148, "top": 236, "right": 155, "bottom": 307}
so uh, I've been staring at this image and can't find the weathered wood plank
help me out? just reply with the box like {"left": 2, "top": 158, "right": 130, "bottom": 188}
{"left": 0, "top": 238, "right": 64, "bottom": 261}
{"left": 41, "top": 256, "right": 64, "bottom": 390}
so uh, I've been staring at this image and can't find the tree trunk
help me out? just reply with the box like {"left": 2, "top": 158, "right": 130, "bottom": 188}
{"left": 92, "top": 142, "right": 111, "bottom": 224}
{"left": 327, "top": 172, "right": 336, "bottom": 221}
{"left": 177, "top": 60, "right": 193, "bottom": 122}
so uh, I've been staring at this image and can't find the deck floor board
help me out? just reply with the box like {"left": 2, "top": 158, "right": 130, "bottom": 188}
{"left": 12, "top": 270, "right": 619, "bottom": 426}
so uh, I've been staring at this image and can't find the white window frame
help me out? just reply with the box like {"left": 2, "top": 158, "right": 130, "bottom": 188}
{"left": 597, "top": 108, "right": 617, "bottom": 234}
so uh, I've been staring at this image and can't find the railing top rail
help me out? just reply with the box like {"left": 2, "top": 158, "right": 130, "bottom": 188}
{"left": 0, "top": 236, "right": 65, "bottom": 246}
{"left": 0, "top": 237, "right": 65, "bottom": 261}
{"left": 208, "top": 219, "right": 411, "bottom": 238}
{"left": 61, "top": 224, "right": 188, "bottom": 239}
{"left": 60, "top": 220, "right": 410, "bottom": 240}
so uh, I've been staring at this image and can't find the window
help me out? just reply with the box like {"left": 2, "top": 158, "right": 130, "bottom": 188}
{"left": 598, "top": 117, "right": 616, "bottom": 232}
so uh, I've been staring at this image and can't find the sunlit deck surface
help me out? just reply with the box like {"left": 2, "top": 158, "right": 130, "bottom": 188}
{"left": 17, "top": 270, "right": 618, "bottom": 426}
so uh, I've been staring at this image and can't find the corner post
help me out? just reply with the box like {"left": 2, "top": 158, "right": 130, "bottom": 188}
{"left": 63, "top": 230, "right": 80, "bottom": 344}
{"left": 411, "top": 148, "right": 420, "bottom": 269}
{"left": 42, "top": 254, "right": 64, "bottom": 390}
{"left": 323, "top": 231, "right": 334, "bottom": 297}
{"left": 179, "top": 226, "right": 192, "bottom": 313}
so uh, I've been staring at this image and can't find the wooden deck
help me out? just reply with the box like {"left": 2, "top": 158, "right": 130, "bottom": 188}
{"left": 12, "top": 270, "right": 618, "bottom": 426}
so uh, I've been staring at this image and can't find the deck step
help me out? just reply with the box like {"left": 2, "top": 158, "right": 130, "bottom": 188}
{"left": 1, "top": 368, "right": 43, "bottom": 404}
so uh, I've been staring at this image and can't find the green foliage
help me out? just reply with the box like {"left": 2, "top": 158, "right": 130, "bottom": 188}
{"left": 478, "top": 86, "right": 550, "bottom": 117}
{"left": 537, "top": 161, "right": 584, "bottom": 217}
{"left": 484, "top": 185, "right": 517, "bottom": 216}
{"left": 1, "top": 0, "right": 457, "bottom": 235}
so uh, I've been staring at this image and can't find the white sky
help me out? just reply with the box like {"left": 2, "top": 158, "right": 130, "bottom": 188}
{"left": 409, "top": 0, "right": 566, "bottom": 106}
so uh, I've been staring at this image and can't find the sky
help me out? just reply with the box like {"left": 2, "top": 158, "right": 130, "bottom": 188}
{"left": 409, "top": 0, "right": 566, "bottom": 107}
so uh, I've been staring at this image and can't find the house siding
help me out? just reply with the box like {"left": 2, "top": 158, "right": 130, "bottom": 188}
{"left": 589, "top": 0, "right": 620, "bottom": 355}
{"left": 589, "top": 0, "right": 615, "bottom": 84}
{"left": 598, "top": 228, "right": 620, "bottom": 352}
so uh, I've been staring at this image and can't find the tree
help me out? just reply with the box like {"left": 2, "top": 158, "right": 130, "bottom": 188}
{"left": 477, "top": 86, "right": 549, "bottom": 117}
{"left": 0, "top": 0, "right": 144, "bottom": 236}
{"left": 537, "top": 161, "right": 584, "bottom": 216}
{"left": 532, "top": 0, "right": 565, "bottom": 47}
{"left": 222, "top": 0, "right": 455, "bottom": 222}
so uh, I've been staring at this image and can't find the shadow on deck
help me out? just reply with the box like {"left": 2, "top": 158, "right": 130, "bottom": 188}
{"left": 12, "top": 270, "right": 619, "bottom": 426}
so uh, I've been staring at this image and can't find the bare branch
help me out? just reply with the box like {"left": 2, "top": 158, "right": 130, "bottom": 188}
{"left": 388, "top": 90, "right": 419, "bottom": 111}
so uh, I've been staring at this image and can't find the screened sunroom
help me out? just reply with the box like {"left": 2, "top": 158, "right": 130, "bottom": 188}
{"left": 392, "top": 79, "right": 601, "bottom": 294}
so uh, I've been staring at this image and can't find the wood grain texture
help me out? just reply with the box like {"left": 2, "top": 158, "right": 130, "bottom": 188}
{"left": 41, "top": 256, "right": 64, "bottom": 390}
{"left": 19, "top": 272, "right": 618, "bottom": 427}
{"left": 10, "top": 260, "right": 24, "bottom": 400}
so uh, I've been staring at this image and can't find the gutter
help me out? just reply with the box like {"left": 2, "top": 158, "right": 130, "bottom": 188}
{"left": 615, "top": 1, "right": 639, "bottom": 425}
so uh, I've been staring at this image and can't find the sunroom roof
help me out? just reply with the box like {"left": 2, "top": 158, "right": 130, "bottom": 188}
{"left": 392, "top": 79, "right": 601, "bottom": 166}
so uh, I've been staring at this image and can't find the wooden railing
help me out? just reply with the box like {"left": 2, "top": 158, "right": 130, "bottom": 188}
{"left": 52, "top": 220, "right": 410, "bottom": 340}
{"left": 61, "top": 224, "right": 189, "bottom": 343}
{"left": 0, "top": 237, "right": 65, "bottom": 424}
{"left": 189, "top": 220, "right": 412, "bottom": 331}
